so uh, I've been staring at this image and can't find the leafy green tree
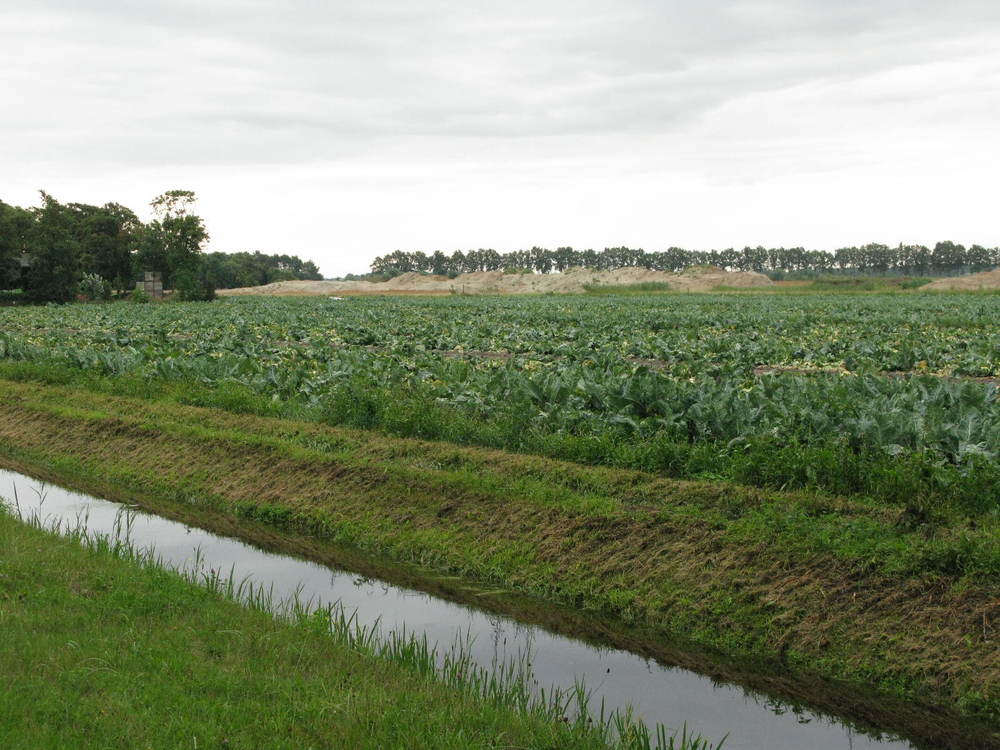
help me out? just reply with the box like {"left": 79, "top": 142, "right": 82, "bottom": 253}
{"left": 23, "top": 193, "right": 80, "bottom": 303}
{"left": 135, "top": 190, "right": 209, "bottom": 287}
{"left": 429, "top": 250, "right": 449, "bottom": 276}
{"left": 200, "top": 250, "right": 322, "bottom": 288}
{"left": 529, "top": 247, "right": 552, "bottom": 273}
{"left": 173, "top": 264, "right": 216, "bottom": 301}
{"left": 967, "top": 244, "right": 993, "bottom": 272}
{"left": 69, "top": 202, "right": 139, "bottom": 291}
{"left": 0, "top": 201, "right": 31, "bottom": 289}
{"left": 133, "top": 224, "right": 168, "bottom": 284}
{"left": 552, "top": 246, "right": 576, "bottom": 271}
{"left": 371, "top": 241, "right": 1000, "bottom": 279}
{"left": 931, "top": 241, "right": 967, "bottom": 273}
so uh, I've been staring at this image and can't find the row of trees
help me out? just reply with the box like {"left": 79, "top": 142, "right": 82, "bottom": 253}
{"left": 0, "top": 191, "right": 321, "bottom": 303}
{"left": 370, "top": 242, "right": 1000, "bottom": 278}
{"left": 201, "top": 251, "right": 322, "bottom": 290}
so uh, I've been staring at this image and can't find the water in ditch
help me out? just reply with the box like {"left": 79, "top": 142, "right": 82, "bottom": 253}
{"left": 0, "top": 468, "right": 949, "bottom": 750}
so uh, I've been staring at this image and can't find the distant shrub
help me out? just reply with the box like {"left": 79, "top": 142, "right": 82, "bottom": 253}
{"left": 680, "top": 264, "right": 723, "bottom": 275}
{"left": 77, "top": 273, "right": 111, "bottom": 301}
{"left": 173, "top": 267, "right": 216, "bottom": 302}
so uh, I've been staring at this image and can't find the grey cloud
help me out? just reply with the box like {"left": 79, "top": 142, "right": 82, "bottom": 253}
{"left": 1, "top": 0, "right": 999, "bottom": 168}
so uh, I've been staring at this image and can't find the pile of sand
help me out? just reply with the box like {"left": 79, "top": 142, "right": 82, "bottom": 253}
{"left": 922, "top": 269, "right": 1000, "bottom": 292}
{"left": 219, "top": 267, "right": 773, "bottom": 297}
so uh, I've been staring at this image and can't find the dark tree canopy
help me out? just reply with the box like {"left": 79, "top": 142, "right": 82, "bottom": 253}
{"left": 370, "top": 242, "right": 1000, "bottom": 278}
{"left": 201, "top": 251, "right": 322, "bottom": 289}
{"left": 23, "top": 193, "right": 81, "bottom": 304}
{"left": 0, "top": 190, "right": 322, "bottom": 303}
{"left": 68, "top": 201, "right": 140, "bottom": 291}
{"left": 0, "top": 201, "right": 33, "bottom": 290}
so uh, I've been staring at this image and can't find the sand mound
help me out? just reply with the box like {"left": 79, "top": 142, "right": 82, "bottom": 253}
{"left": 923, "top": 269, "right": 1000, "bottom": 291}
{"left": 218, "top": 267, "right": 773, "bottom": 297}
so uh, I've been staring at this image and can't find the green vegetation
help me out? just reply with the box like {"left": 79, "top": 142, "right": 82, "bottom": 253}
{"left": 715, "top": 276, "right": 935, "bottom": 292}
{"left": 1, "top": 292, "right": 999, "bottom": 741}
{"left": 584, "top": 281, "right": 675, "bottom": 294}
{"left": 803, "top": 276, "right": 933, "bottom": 291}
{"left": 370, "top": 242, "right": 998, "bottom": 277}
{"left": 0, "top": 506, "right": 714, "bottom": 750}
{"left": 0, "top": 379, "right": 997, "bottom": 736}
{"left": 0, "top": 191, "right": 321, "bottom": 303}
{"left": 2, "top": 293, "right": 1000, "bottom": 512}
{"left": 202, "top": 250, "right": 323, "bottom": 288}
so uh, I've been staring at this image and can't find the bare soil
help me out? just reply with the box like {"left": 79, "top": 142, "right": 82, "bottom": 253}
{"left": 218, "top": 267, "right": 773, "bottom": 296}
{"left": 923, "top": 269, "right": 1000, "bottom": 291}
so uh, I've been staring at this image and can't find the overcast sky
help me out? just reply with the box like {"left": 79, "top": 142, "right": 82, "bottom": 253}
{"left": 2, "top": 1, "right": 999, "bottom": 276}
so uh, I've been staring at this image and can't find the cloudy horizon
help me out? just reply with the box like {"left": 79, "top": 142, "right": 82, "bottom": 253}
{"left": 3, "top": 1, "right": 999, "bottom": 277}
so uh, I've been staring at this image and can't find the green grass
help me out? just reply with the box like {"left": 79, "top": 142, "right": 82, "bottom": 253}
{"left": 806, "top": 276, "right": 933, "bottom": 291}
{"left": 0, "top": 506, "right": 717, "bottom": 750}
{"left": 3, "top": 291, "right": 1000, "bottom": 516}
{"left": 713, "top": 276, "right": 935, "bottom": 293}
{"left": 583, "top": 282, "right": 676, "bottom": 294}
{"left": 3, "top": 357, "right": 1000, "bottom": 521}
{"left": 1, "top": 378, "right": 998, "bottom": 739}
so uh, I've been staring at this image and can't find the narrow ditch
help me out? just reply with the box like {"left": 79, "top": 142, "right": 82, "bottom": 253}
{"left": 0, "top": 467, "right": 989, "bottom": 750}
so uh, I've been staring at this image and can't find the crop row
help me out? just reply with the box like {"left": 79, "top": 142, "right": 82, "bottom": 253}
{"left": 4, "top": 293, "right": 1000, "bottom": 376}
{"left": 2, "top": 294, "right": 999, "bottom": 515}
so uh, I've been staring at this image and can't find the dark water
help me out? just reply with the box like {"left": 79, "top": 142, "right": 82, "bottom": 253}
{"left": 0, "top": 469, "right": 926, "bottom": 749}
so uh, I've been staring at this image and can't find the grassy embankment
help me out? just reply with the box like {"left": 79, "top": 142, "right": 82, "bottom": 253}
{"left": 765, "top": 276, "right": 934, "bottom": 292}
{"left": 584, "top": 277, "right": 934, "bottom": 295}
{"left": 0, "top": 377, "right": 997, "bottom": 741}
{"left": 2, "top": 354, "right": 998, "bottom": 520}
{"left": 0, "top": 504, "right": 712, "bottom": 750}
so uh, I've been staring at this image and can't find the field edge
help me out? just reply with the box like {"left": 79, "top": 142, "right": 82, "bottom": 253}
{"left": 0, "top": 377, "right": 997, "bottom": 743}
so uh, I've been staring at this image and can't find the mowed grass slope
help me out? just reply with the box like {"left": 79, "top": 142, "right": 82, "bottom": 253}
{"left": 0, "top": 507, "right": 694, "bottom": 750}
{"left": 0, "top": 378, "right": 997, "bottom": 734}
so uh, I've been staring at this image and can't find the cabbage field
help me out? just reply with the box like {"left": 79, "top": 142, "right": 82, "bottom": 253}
{"left": 2, "top": 292, "right": 999, "bottom": 516}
